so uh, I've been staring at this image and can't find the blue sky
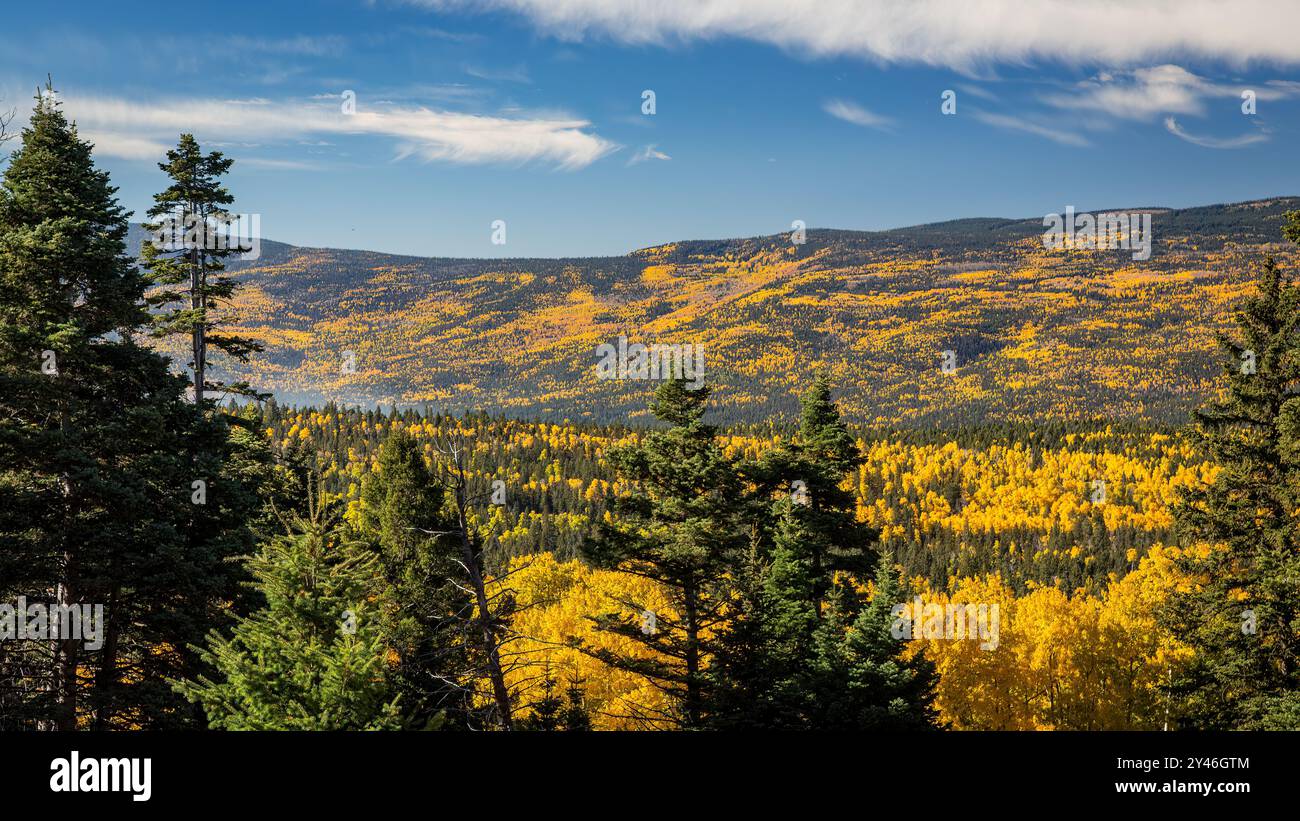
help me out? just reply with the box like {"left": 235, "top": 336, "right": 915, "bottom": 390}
{"left": 2, "top": 0, "right": 1298, "bottom": 257}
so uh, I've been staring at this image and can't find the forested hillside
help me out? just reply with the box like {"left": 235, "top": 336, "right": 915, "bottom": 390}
{"left": 131, "top": 198, "right": 1300, "bottom": 424}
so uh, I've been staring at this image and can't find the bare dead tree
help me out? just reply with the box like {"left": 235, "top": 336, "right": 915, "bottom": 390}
{"left": 427, "top": 436, "right": 515, "bottom": 730}
{"left": 0, "top": 102, "right": 15, "bottom": 161}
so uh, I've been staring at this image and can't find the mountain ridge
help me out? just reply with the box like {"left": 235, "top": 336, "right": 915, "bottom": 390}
{"left": 130, "top": 195, "right": 1299, "bottom": 267}
{"left": 130, "top": 196, "right": 1300, "bottom": 425}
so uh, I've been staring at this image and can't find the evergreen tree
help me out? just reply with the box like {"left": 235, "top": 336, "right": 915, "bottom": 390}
{"left": 583, "top": 378, "right": 747, "bottom": 728}
{"left": 1166, "top": 217, "right": 1300, "bottom": 728}
{"left": 748, "top": 375, "right": 876, "bottom": 611}
{"left": 806, "top": 554, "right": 939, "bottom": 729}
{"left": 706, "top": 510, "right": 819, "bottom": 728}
{"left": 356, "top": 429, "right": 468, "bottom": 728}
{"left": 709, "top": 504, "right": 938, "bottom": 728}
{"left": 709, "top": 378, "right": 936, "bottom": 728}
{"left": 517, "top": 669, "right": 591, "bottom": 731}
{"left": 140, "top": 133, "right": 261, "bottom": 402}
{"left": 175, "top": 489, "right": 401, "bottom": 730}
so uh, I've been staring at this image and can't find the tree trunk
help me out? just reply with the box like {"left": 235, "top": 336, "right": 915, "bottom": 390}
{"left": 683, "top": 575, "right": 701, "bottom": 729}
{"left": 53, "top": 473, "right": 77, "bottom": 730}
{"left": 49, "top": 392, "right": 78, "bottom": 731}
{"left": 92, "top": 584, "right": 121, "bottom": 730}
{"left": 190, "top": 239, "right": 204, "bottom": 403}
{"left": 450, "top": 460, "right": 512, "bottom": 730}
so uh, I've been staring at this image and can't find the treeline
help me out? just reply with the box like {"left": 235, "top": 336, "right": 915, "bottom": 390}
{"left": 2, "top": 84, "right": 1298, "bottom": 730}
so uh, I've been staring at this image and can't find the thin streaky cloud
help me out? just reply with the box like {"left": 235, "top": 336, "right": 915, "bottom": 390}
{"left": 239, "top": 157, "right": 323, "bottom": 171}
{"left": 80, "top": 131, "right": 170, "bottom": 161}
{"left": 58, "top": 92, "right": 618, "bottom": 170}
{"left": 464, "top": 63, "right": 532, "bottom": 83}
{"left": 1163, "top": 117, "right": 1268, "bottom": 149}
{"left": 221, "top": 34, "right": 347, "bottom": 57}
{"left": 1043, "top": 65, "right": 1298, "bottom": 121}
{"left": 373, "top": 26, "right": 484, "bottom": 44}
{"left": 823, "top": 99, "right": 896, "bottom": 131}
{"left": 957, "top": 83, "right": 999, "bottom": 102}
{"left": 971, "top": 110, "right": 1089, "bottom": 147}
{"left": 628, "top": 144, "right": 670, "bottom": 165}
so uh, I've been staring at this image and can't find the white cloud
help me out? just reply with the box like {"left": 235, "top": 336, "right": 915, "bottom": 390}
{"left": 80, "top": 132, "right": 171, "bottom": 161}
{"left": 59, "top": 93, "right": 618, "bottom": 170}
{"left": 970, "top": 110, "right": 1089, "bottom": 147}
{"left": 823, "top": 99, "right": 896, "bottom": 131}
{"left": 628, "top": 144, "right": 671, "bottom": 165}
{"left": 1043, "top": 65, "right": 1296, "bottom": 120}
{"left": 239, "top": 157, "right": 324, "bottom": 170}
{"left": 957, "top": 84, "right": 999, "bottom": 102}
{"left": 412, "top": 0, "right": 1300, "bottom": 70}
{"left": 1164, "top": 117, "right": 1269, "bottom": 149}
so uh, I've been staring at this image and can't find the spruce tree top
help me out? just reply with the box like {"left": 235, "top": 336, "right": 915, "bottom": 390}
{"left": 0, "top": 82, "right": 143, "bottom": 343}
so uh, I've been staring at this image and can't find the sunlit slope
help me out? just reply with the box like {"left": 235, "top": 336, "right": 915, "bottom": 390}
{"left": 134, "top": 197, "right": 1300, "bottom": 424}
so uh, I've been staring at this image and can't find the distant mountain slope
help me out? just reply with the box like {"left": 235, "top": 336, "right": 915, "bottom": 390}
{"left": 129, "top": 197, "right": 1300, "bottom": 424}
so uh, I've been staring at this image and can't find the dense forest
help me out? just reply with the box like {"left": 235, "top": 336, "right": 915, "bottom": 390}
{"left": 266, "top": 405, "right": 1195, "bottom": 590}
{"left": 3, "top": 88, "right": 1300, "bottom": 732}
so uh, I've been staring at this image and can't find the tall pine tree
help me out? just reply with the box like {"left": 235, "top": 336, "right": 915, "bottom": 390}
{"left": 356, "top": 429, "right": 470, "bottom": 728}
{"left": 0, "top": 85, "right": 196, "bottom": 728}
{"left": 708, "top": 379, "right": 936, "bottom": 728}
{"left": 1166, "top": 214, "right": 1300, "bottom": 728}
{"left": 749, "top": 375, "right": 876, "bottom": 610}
{"left": 141, "top": 133, "right": 261, "bottom": 402}
{"left": 583, "top": 378, "right": 747, "bottom": 728}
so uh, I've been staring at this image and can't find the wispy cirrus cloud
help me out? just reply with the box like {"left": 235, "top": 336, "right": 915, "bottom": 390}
{"left": 1043, "top": 65, "right": 1297, "bottom": 120}
{"left": 58, "top": 92, "right": 618, "bottom": 170}
{"left": 957, "top": 83, "right": 999, "bottom": 102}
{"left": 1163, "top": 117, "right": 1269, "bottom": 149}
{"left": 410, "top": 0, "right": 1300, "bottom": 71}
{"left": 970, "top": 110, "right": 1089, "bottom": 147}
{"left": 1035, "top": 65, "right": 1298, "bottom": 148}
{"left": 464, "top": 63, "right": 532, "bottom": 83}
{"left": 823, "top": 99, "right": 895, "bottom": 132}
{"left": 80, "top": 131, "right": 171, "bottom": 161}
{"left": 628, "top": 144, "right": 670, "bottom": 165}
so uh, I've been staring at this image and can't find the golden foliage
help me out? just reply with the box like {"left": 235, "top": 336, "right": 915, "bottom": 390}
{"left": 493, "top": 553, "right": 678, "bottom": 730}
{"left": 910, "top": 545, "right": 1196, "bottom": 730}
